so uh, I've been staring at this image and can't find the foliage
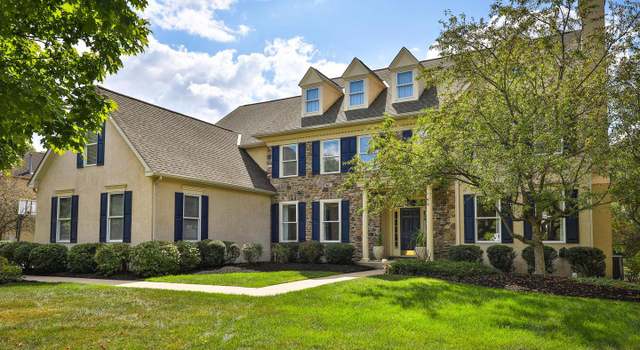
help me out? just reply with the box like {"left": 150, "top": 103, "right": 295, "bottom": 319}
{"left": 197, "top": 240, "right": 226, "bottom": 268}
{"left": 413, "top": 230, "right": 426, "bottom": 247}
{"left": 325, "top": 244, "right": 355, "bottom": 265}
{"left": 486, "top": 245, "right": 516, "bottom": 273}
{"left": 272, "top": 243, "right": 291, "bottom": 264}
{"left": 67, "top": 243, "right": 102, "bottom": 274}
{"left": 448, "top": 245, "right": 483, "bottom": 263}
{"left": 0, "top": 177, "right": 35, "bottom": 240}
{"left": 375, "top": 233, "right": 384, "bottom": 246}
{"left": 175, "top": 241, "right": 201, "bottom": 272}
{"left": 0, "top": 241, "right": 20, "bottom": 262}
{"left": 223, "top": 241, "right": 241, "bottom": 265}
{"left": 0, "top": 0, "right": 150, "bottom": 170}
{"left": 241, "top": 243, "right": 263, "bottom": 264}
{"left": 29, "top": 244, "right": 68, "bottom": 274}
{"left": 129, "top": 241, "right": 180, "bottom": 277}
{"left": 522, "top": 245, "right": 557, "bottom": 274}
{"left": 298, "top": 241, "right": 324, "bottom": 263}
{"left": 559, "top": 247, "right": 606, "bottom": 277}
{"left": 388, "top": 259, "right": 497, "bottom": 279}
{"left": 625, "top": 252, "right": 640, "bottom": 283}
{"left": 94, "top": 243, "right": 130, "bottom": 276}
{"left": 8, "top": 242, "right": 39, "bottom": 270}
{"left": 0, "top": 256, "right": 21, "bottom": 283}
{"left": 577, "top": 277, "right": 640, "bottom": 291}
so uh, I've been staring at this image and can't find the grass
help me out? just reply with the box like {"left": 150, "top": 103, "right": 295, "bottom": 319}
{"left": 145, "top": 270, "right": 340, "bottom": 287}
{"left": 577, "top": 277, "right": 640, "bottom": 291}
{"left": 1, "top": 276, "right": 639, "bottom": 349}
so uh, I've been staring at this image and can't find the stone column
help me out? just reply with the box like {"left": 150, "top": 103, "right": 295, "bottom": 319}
{"left": 427, "top": 185, "right": 435, "bottom": 261}
{"left": 361, "top": 189, "right": 370, "bottom": 261}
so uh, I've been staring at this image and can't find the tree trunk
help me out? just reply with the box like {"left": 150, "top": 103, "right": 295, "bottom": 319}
{"left": 532, "top": 222, "right": 546, "bottom": 276}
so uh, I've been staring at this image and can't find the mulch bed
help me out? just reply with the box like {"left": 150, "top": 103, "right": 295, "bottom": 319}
{"left": 197, "top": 262, "right": 372, "bottom": 275}
{"left": 426, "top": 273, "right": 640, "bottom": 302}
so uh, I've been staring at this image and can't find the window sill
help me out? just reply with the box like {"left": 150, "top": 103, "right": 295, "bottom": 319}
{"left": 107, "top": 240, "right": 123, "bottom": 243}
{"left": 543, "top": 241, "right": 566, "bottom": 244}
{"left": 321, "top": 240, "right": 341, "bottom": 244}
{"left": 57, "top": 240, "right": 71, "bottom": 244}
{"left": 280, "top": 174, "right": 298, "bottom": 178}
{"left": 280, "top": 239, "right": 298, "bottom": 243}
{"left": 320, "top": 171, "right": 340, "bottom": 175}
{"left": 475, "top": 241, "right": 502, "bottom": 244}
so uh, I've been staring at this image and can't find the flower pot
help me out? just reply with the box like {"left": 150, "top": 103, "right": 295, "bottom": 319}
{"left": 373, "top": 246, "right": 384, "bottom": 261}
{"left": 415, "top": 247, "right": 428, "bottom": 260}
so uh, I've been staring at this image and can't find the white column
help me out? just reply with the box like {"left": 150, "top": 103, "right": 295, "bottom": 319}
{"left": 427, "top": 185, "right": 435, "bottom": 261}
{"left": 361, "top": 189, "right": 370, "bottom": 262}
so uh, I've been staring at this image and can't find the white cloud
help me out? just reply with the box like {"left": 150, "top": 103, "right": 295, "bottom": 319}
{"left": 144, "top": 0, "right": 250, "bottom": 42}
{"left": 425, "top": 42, "right": 441, "bottom": 59}
{"left": 104, "top": 36, "right": 346, "bottom": 123}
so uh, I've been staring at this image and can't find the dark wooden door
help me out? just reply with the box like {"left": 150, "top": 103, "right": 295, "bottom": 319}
{"left": 400, "top": 208, "right": 420, "bottom": 251}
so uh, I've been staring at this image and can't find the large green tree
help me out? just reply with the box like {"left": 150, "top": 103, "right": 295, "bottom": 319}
{"left": 347, "top": 0, "right": 640, "bottom": 275}
{"left": 0, "top": 0, "right": 149, "bottom": 170}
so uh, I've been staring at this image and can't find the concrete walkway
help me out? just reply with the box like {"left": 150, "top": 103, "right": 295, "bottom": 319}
{"left": 24, "top": 269, "right": 384, "bottom": 296}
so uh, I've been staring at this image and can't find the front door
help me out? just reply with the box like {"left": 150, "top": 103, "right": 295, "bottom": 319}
{"left": 400, "top": 208, "right": 421, "bottom": 251}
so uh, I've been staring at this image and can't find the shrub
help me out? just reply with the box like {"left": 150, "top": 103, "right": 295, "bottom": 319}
{"left": 272, "top": 243, "right": 291, "bottom": 263}
{"left": 175, "top": 241, "right": 201, "bottom": 272}
{"left": 95, "top": 243, "right": 130, "bottom": 276}
{"left": 12, "top": 242, "right": 40, "bottom": 271}
{"left": 448, "top": 245, "right": 483, "bottom": 263}
{"left": 559, "top": 247, "right": 606, "bottom": 277}
{"left": 0, "top": 241, "right": 20, "bottom": 262}
{"left": 67, "top": 243, "right": 103, "bottom": 274}
{"left": 325, "top": 243, "right": 355, "bottom": 264}
{"left": 242, "top": 243, "right": 263, "bottom": 264}
{"left": 223, "top": 241, "right": 241, "bottom": 265}
{"left": 522, "top": 245, "right": 558, "bottom": 274}
{"left": 486, "top": 245, "right": 516, "bottom": 273}
{"left": 0, "top": 257, "right": 22, "bottom": 284}
{"left": 197, "top": 239, "right": 226, "bottom": 268}
{"left": 129, "top": 241, "right": 181, "bottom": 277}
{"left": 29, "top": 244, "right": 68, "bottom": 274}
{"left": 298, "top": 241, "right": 324, "bottom": 263}
{"left": 388, "top": 260, "right": 498, "bottom": 279}
{"left": 625, "top": 253, "right": 640, "bottom": 282}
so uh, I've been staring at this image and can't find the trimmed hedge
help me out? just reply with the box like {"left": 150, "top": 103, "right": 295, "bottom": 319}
{"left": 129, "top": 241, "right": 181, "bottom": 277}
{"left": 559, "top": 247, "right": 606, "bottom": 277}
{"left": 67, "top": 243, "right": 103, "bottom": 274}
{"left": 12, "top": 242, "right": 40, "bottom": 271}
{"left": 522, "top": 245, "right": 558, "bottom": 274}
{"left": 627, "top": 253, "right": 640, "bottom": 282}
{"left": 95, "top": 243, "right": 130, "bottom": 276}
{"left": 175, "top": 241, "right": 201, "bottom": 272}
{"left": 272, "top": 243, "right": 291, "bottom": 263}
{"left": 223, "top": 241, "right": 241, "bottom": 265}
{"left": 325, "top": 243, "right": 355, "bottom": 264}
{"left": 298, "top": 241, "right": 324, "bottom": 263}
{"left": 197, "top": 239, "right": 226, "bottom": 268}
{"left": 448, "top": 245, "right": 483, "bottom": 263}
{"left": 388, "top": 259, "right": 498, "bottom": 279}
{"left": 0, "top": 257, "right": 22, "bottom": 284}
{"left": 486, "top": 245, "right": 516, "bottom": 273}
{"left": 0, "top": 241, "right": 21, "bottom": 262}
{"left": 29, "top": 244, "right": 68, "bottom": 274}
{"left": 242, "top": 243, "right": 263, "bottom": 264}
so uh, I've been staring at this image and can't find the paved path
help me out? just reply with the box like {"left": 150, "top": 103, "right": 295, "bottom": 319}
{"left": 24, "top": 269, "right": 384, "bottom": 296}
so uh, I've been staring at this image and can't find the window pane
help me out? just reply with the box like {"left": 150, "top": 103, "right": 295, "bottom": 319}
{"left": 282, "top": 145, "right": 297, "bottom": 161}
{"left": 183, "top": 218, "right": 199, "bottom": 240}
{"left": 306, "top": 88, "right": 319, "bottom": 100}
{"left": 349, "top": 93, "right": 364, "bottom": 106}
{"left": 59, "top": 220, "right": 71, "bottom": 241}
{"left": 109, "top": 218, "right": 124, "bottom": 241}
{"left": 323, "top": 156, "right": 340, "bottom": 173}
{"left": 59, "top": 197, "right": 71, "bottom": 219}
{"left": 477, "top": 198, "right": 497, "bottom": 218}
{"left": 322, "top": 140, "right": 339, "bottom": 157}
{"left": 397, "top": 71, "right": 413, "bottom": 85}
{"left": 360, "top": 154, "right": 375, "bottom": 163}
{"left": 284, "top": 222, "right": 297, "bottom": 241}
{"left": 306, "top": 100, "right": 319, "bottom": 113}
{"left": 283, "top": 204, "right": 296, "bottom": 222}
{"left": 397, "top": 85, "right": 413, "bottom": 98}
{"left": 86, "top": 144, "right": 98, "bottom": 165}
{"left": 324, "top": 222, "right": 340, "bottom": 241}
{"left": 349, "top": 80, "right": 364, "bottom": 93}
{"left": 477, "top": 219, "right": 498, "bottom": 241}
{"left": 323, "top": 202, "right": 339, "bottom": 221}
{"left": 109, "top": 193, "right": 124, "bottom": 216}
{"left": 283, "top": 161, "right": 297, "bottom": 177}
{"left": 184, "top": 196, "right": 200, "bottom": 218}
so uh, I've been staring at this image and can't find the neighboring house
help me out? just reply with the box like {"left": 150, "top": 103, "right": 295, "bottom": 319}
{"left": 0, "top": 152, "right": 44, "bottom": 241}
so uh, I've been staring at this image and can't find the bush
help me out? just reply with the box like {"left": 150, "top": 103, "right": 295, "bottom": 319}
{"left": 325, "top": 243, "right": 355, "bottom": 264}
{"left": 12, "top": 242, "right": 40, "bottom": 271}
{"left": 559, "top": 247, "right": 606, "bottom": 277}
{"left": 298, "top": 241, "right": 324, "bottom": 263}
{"left": 272, "top": 243, "right": 291, "bottom": 263}
{"left": 625, "top": 253, "right": 640, "bottom": 282}
{"left": 448, "top": 245, "right": 483, "bottom": 263}
{"left": 129, "top": 241, "right": 181, "bottom": 277}
{"left": 67, "top": 243, "right": 103, "bottom": 274}
{"left": 486, "top": 245, "right": 516, "bottom": 273}
{"left": 29, "top": 244, "right": 68, "bottom": 274}
{"left": 197, "top": 239, "right": 226, "bottom": 268}
{"left": 0, "top": 257, "right": 22, "bottom": 284}
{"left": 388, "top": 259, "right": 497, "bottom": 279}
{"left": 0, "top": 241, "right": 20, "bottom": 262}
{"left": 522, "top": 245, "right": 558, "bottom": 274}
{"left": 95, "top": 243, "right": 130, "bottom": 276}
{"left": 175, "top": 241, "right": 201, "bottom": 272}
{"left": 242, "top": 243, "right": 263, "bottom": 264}
{"left": 223, "top": 241, "right": 241, "bottom": 265}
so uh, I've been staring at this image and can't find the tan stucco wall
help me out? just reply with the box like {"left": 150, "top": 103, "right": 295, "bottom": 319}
{"left": 246, "top": 146, "right": 268, "bottom": 171}
{"left": 153, "top": 178, "right": 272, "bottom": 261}
{"left": 33, "top": 118, "right": 154, "bottom": 245}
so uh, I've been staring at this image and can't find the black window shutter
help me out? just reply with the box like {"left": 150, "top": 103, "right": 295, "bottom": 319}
{"left": 501, "top": 198, "right": 514, "bottom": 243}
{"left": 463, "top": 194, "right": 475, "bottom": 243}
{"left": 340, "top": 137, "right": 357, "bottom": 173}
{"left": 50, "top": 197, "right": 58, "bottom": 243}
{"left": 123, "top": 191, "right": 132, "bottom": 243}
{"left": 298, "top": 142, "right": 306, "bottom": 176}
{"left": 97, "top": 121, "right": 105, "bottom": 166}
{"left": 99, "top": 193, "right": 108, "bottom": 243}
{"left": 566, "top": 189, "right": 580, "bottom": 243}
{"left": 271, "top": 146, "right": 280, "bottom": 179}
{"left": 341, "top": 200, "right": 350, "bottom": 243}
{"left": 174, "top": 192, "right": 184, "bottom": 241}
{"left": 311, "top": 201, "right": 320, "bottom": 240}
{"left": 201, "top": 195, "right": 209, "bottom": 240}
{"left": 271, "top": 203, "right": 279, "bottom": 243}
{"left": 311, "top": 141, "right": 320, "bottom": 175}
{"left": 402, "top": 130, "right": 413, "bottom": 140}
{"left": 70, "top": 195, "right": 79, "bottom": 243}
{"left": 76, "top": 153, "right": 84, "bottom": 169}
{"left": 298, "top": 202, "right": 306, "bottom": 242}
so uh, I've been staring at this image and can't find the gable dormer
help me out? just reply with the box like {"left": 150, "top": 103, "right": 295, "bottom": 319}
{"left": 341, "top": 58, "right": 386, "bottom": 110}
{"left": 388, "top": 47, "right": 424, "bottom": 103}
{"left": 299, "top": 67, "right": 343, "bottom": 117}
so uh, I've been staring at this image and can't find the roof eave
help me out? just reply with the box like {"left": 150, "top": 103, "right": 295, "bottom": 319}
{"left": 149, "top": 171, "right": 276, "bottom": 195}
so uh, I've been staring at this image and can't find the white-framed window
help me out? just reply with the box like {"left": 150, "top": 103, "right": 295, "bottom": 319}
{"left": 542, "top": 201, "right": 566, "bottom": 243}
{"left": 56, "top": 196, "right": 72, "bottom": 243}
{"left": 348, "top": 79, "right": 365, "bottom": 107}
{"left": 320, "top": 200, "right": 341, "bottom": 242}
{"left": 183, "top": 194, "right": 201, "bottom": 241}
{"left": 475, "top": 197, "right": 501, "bottom": 243}
{"left": 305, "top": 87, "right": 320, "bottom": 114}
{"left": 18, "top": 199, "right": 37, "bottom": 216}
{"left": 357, "top": 135, "right": 375, "bottom": 163}
{"left": 84, "top": 132, "right": 99, "bottom": 166}
{"left": 280, "top": 201, "right": 298, "bottom": 242}
{"left": 396, "top": 70, "right": 414, "bottom": 99}
{"left": 280, "top": 144, "right": 298, "bottom": 177}
{"left": 320, "top": 139, "right": 340, "bottom": 174}
{"left": 107, "top": 192, "right": 125, "bottom": 242}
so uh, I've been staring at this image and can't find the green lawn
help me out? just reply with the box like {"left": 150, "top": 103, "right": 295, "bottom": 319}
{"left": 1, "top": 276, "right": 639, "bottom": 349}
{"left": 145, "top": 270, "right": 340, "bottom": 287}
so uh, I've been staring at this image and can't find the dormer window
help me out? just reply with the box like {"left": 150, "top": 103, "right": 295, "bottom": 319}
{"left": 305, "top": 87, "right": 320, "bottom": 113}
{"left": 396, "top": 71, "right": 414, "bottom": 99}
{"left": 348, "top": 80, "right": 365, "bottom": 107}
